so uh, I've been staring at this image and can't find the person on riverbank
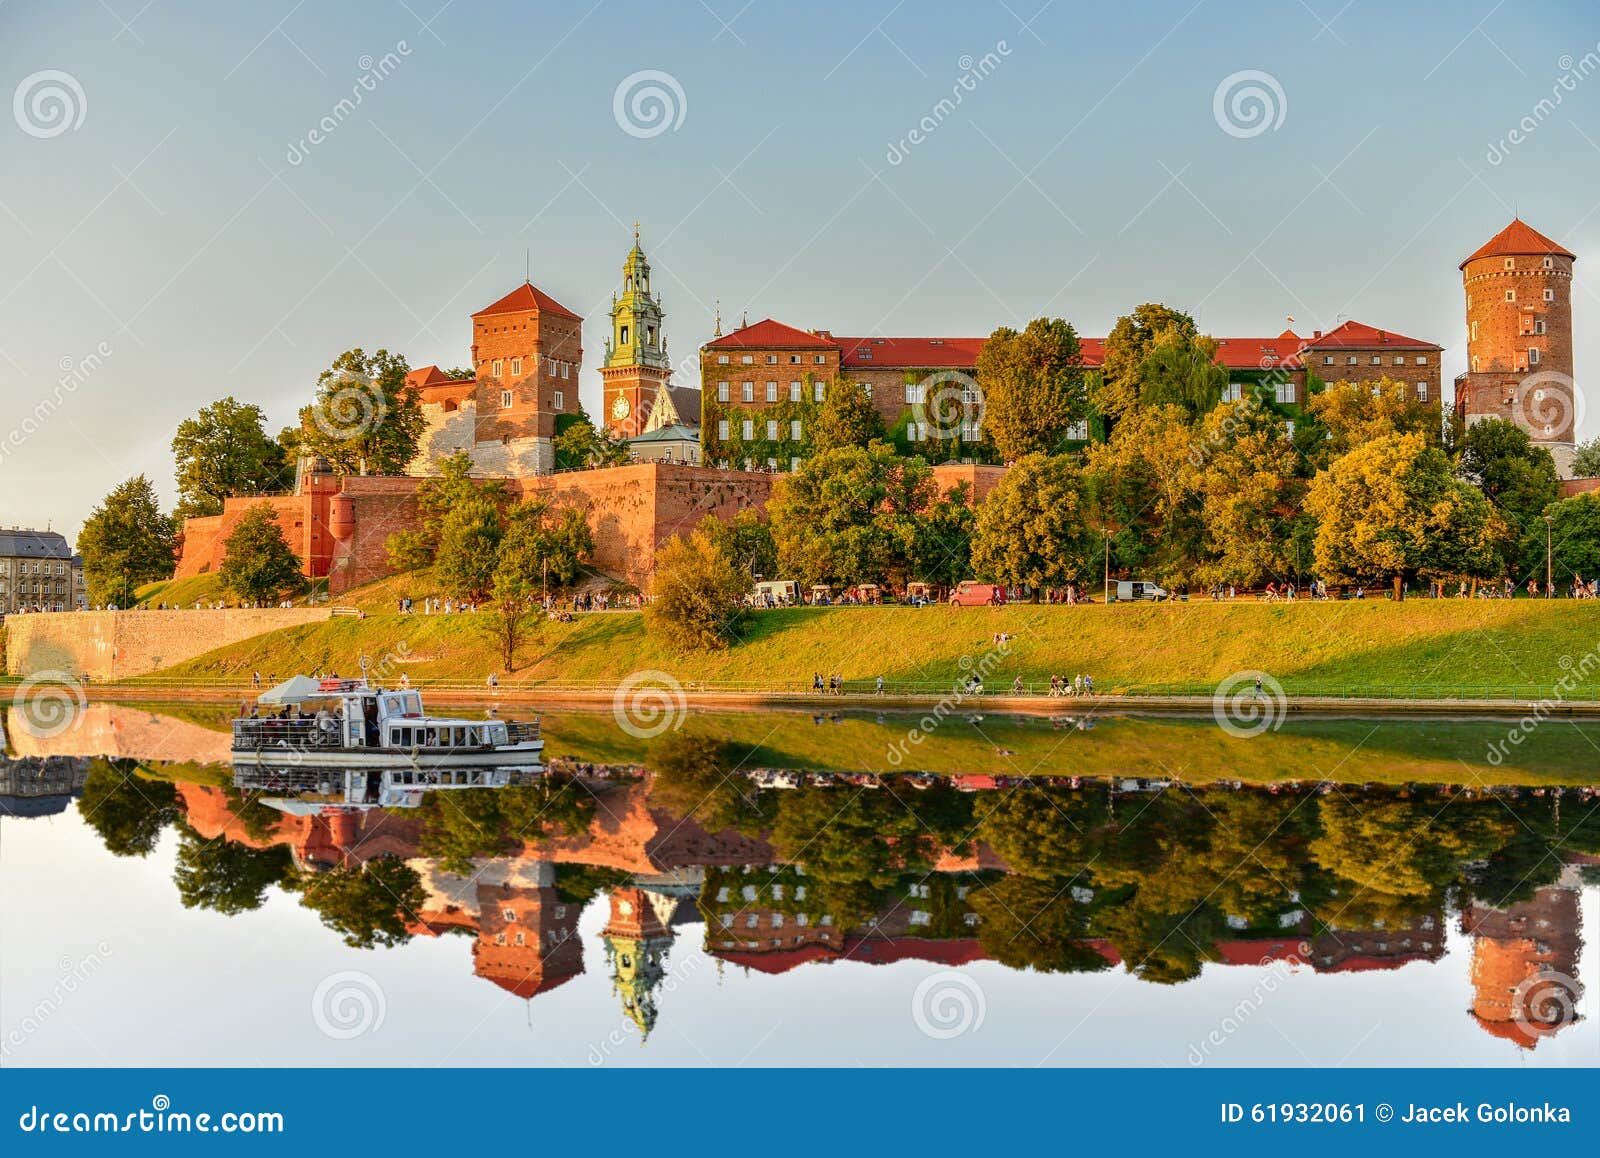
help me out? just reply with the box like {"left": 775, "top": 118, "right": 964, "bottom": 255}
{"left": 487, "top": 672, "right": 498, "bottom": 689}
{"left": 875, "top": 675, "right": 884, "bottom": 695}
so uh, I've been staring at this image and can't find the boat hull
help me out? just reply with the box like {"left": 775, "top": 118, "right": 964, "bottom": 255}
{"left": 230, "top": 741, "right": 544, "bottom": 770}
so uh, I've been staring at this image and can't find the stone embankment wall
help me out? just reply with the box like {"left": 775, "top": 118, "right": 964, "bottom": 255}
{"left": 4, "top": 608, "right": 329, "bottom": 680}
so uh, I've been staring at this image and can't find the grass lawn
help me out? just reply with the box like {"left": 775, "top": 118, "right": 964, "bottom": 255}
{"left": 144, "top": 598, "right": 1600, "bottom": 699}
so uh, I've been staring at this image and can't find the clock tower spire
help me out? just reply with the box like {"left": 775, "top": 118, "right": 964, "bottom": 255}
{"left": 600, "top": 226, "right": 671, "bottom": 439}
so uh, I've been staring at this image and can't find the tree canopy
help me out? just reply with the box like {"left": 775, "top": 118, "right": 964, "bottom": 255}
{"left": 974, "top": 318, "right": 1087, "bottom": 461}
{"left": 218, "top": 503, "right": 306, "bottom": 603}
{"left": 77, "top": 475, "right": 176, "bottom": 606}
{"left": 645, "top": 530, "right": 750, "bottom": 651}
{"left": 171, "top": 397, "right": 291, "bottom": 520}
{"left": 297, "top": 348, "right": 425, "bottom": 475}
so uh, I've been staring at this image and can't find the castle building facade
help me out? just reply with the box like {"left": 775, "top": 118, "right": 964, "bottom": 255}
{"left": 1454, "top": 218, "right": 1579, "bottom": 475}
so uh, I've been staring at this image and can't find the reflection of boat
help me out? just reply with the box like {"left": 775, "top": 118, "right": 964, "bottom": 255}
{"left": 235, "top": 762, "right": 532, "bottom": 811}
{"left": 231, "top": 675, "right": 542, "bottom": 771}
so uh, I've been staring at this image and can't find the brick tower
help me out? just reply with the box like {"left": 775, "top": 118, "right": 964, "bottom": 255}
{"left": 599, "top": 225, "right": 672, "bottom": 439}
{"left": 1454, "top": 218, "right": 1579, "bottom": 474}
{"left": 468, "top": 280, "right": 584, "bottom": 475}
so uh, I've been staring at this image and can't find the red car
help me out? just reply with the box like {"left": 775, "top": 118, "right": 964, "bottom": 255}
{"left": 949, "top": 581, "right": 1006, "bottom": 607}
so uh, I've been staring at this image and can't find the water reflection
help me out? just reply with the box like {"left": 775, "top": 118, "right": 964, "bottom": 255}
{"left": 5, "top": 717, "right": 1594, "bottom": 1056}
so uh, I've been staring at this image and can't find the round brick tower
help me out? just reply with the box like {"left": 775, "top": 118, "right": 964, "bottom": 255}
{"left": 1457, "top": 219, "right": 1579, "bottom": 471}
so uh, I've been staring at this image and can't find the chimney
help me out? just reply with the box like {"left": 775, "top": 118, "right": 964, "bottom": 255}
{"left": 1313, "top": 330, "right": 1322, "bottom": 339}
{"left": 1378, "top": 330, "right": 1387, "bottom": 342}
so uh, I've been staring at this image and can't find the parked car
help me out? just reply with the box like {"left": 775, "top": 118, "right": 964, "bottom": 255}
{"left": 1114, "top": 579, "right": 1169, "bottom": 602}
{"left": 949, "top": 581, "right": 1006, "bottom": 607}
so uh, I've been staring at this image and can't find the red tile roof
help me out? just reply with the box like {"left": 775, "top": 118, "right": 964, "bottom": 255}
{"left": 473, "top": 281, "right": 581, "bottom": 320}
{"left": 1302, "top": 320, "right": 1440, "bottom": 351}
{"left": 1461, "top": 218, "right": 1575, "bottom": 268}
{"left": 837, "top": 336, "right": 986, "bottom": 369}
{"left": 704, "top": 318, "right": 837, "bottom": 349}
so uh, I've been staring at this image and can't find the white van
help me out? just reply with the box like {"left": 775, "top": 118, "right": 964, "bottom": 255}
{"left": 751, "top": 580, "right": 799, "bottom": 607}
{"left": 1114, "top": 579, "right": 1168, "bottom": 602}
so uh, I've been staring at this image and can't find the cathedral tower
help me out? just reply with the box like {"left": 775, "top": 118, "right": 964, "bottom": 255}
{"left": 599, "top": 885, "right": 676, "bottom": 1042}
{"left": 599, "top": 225, "right": 672, "bottom": 439}
{"left": 1454, "top": 218, "right": 1579, "bottom": 474}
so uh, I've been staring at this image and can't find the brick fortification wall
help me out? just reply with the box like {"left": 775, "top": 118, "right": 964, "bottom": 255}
{"left": 5, "top": 608, "right": 330, "bottom": 679}
{"left": 173, "top": 460, "right": 999, "bottom": 599}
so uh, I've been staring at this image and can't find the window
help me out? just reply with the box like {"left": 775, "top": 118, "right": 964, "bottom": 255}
{"left": 717, "top": 353, "right": 729, "bottom": 364}
{"left": 1505, "top": 258, "right": 1515, "bottom": 269}
{"left": 1544, "top": 288, "right": 1555, "bottom": 302}
{"left": 789, "top": 381, "right": 801, "bottom": 401}
{"left": 1275, "top": 380, "right": 1294, "bottom": 404}
{"left": 1371, "top": 355, "right": 1382, "bottom": 365}
{"left": 1284, "top": 419, "right": 1295, "bottom": 437}
{"left": 1222, "top": 382, "right": 1242, "bottom": 402}
{"left": 619, "top": 326, "right": 630, "bottom": 344}
{"left": 492, "top": 358, "right": 503, "bottom": 376}
{"left": 790, "top": 456, "right": 800, "bottom": 472}
{"left": 741, "top": 419, "right": 754, "bottom": 440}
{"left": 1414, "top": 355, "right": 1428, "bottom": 365}
{"left": 905, "top": 382, "right": 924, "bottom": 404}
{"left": 1346, "top": 355, "right": 1357, "bottom": 365}
{"left": 1544, "top": 256, "right": 1554, "bottom": 268}
{"left": 511, "top": 357, "right": 522, "bottom": 375}
{"left": 1471, "top": 321, "right": 1479, "bottom": 342}
{"left": 789, "top": 354, "right": 800, "bottom": 364}
{"left": 552, "top": 390, "right": 564, "bottom": 410}
{"left": 766, "top": 419, "right": 778, "bottom": 440}
{"left": 766, "top": 354, "right": 777, "bottom": 364}
{"left": 1065, "top": 419, "right": 1088, "bottom": 441}
{"left": 1416, "top": 381, "right": 1428, "bottom": 402}
{"left": 765, "top": 381, "right": 777, "bottom": 401}
{"left": 789, "top": 419, "right": 802, "bottom": 440}
{"left": 1505, "top": 290, "right": 1516, "bottom": 302}
{"left": 717, "top": 382, "right": 729, "bottom": 402}
{"left": 1393, "top": 355, "right": 1405, "bottom": 365}
{"left": 741, "top": 354, "right": 754, "bottom": 364}
{"left": 561, "top": 362, "right": 570, "bottom": 379}
{"left": 742, "top": 381, "right": 754, "bottom": 402}
{"left": 1322, "top": 355, "right": 1333, "bottom": 365}
{"left": 500, "top": 390, "right": 513, "bottom": 408}
{"left": 1529, "top": 347, "right": 1541, "bottom": 365}
{"left": 1535, "top": 319, "right": 1547, "bottom": 334}
{"left": 961, "top": 419, "right": 981, "bottom": 442}
{"left": 717, "top": 419, "right": 729, "bottom": 440}
{"left": 767, "top": 456, "right": 778, "bottom": 470}
{"left": 813, "top": 381, "right": 825, "bottom": 402}
{"left": 814, "top": 354, "right": 826, "bottom": 364}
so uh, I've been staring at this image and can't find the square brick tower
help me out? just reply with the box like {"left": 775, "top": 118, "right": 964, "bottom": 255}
{"left": 1455, "top": 219, "right": 1579, "bottom": 475}
{"left": 468, "top": 281, "right": 584, "bottom": 475}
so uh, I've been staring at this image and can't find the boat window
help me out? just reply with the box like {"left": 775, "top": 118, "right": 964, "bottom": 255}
{"left": 400, "top": 692, "right": 422, "bottom": 716}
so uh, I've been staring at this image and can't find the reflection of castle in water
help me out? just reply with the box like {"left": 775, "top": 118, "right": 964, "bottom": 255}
{"left": 161, "top": 768, "right": 1594, "bottom": 1051}
{"left": 0, "top": 755, "right": 89, "bottom": 819}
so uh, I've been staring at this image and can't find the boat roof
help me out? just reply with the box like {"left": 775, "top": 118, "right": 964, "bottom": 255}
{"left": 258, "top": 675, "right": 384, "bottom": 704}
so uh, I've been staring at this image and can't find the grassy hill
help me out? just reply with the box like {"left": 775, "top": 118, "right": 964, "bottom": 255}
{"left": 142, "top": 597, "right": 1600, "bottom": 699}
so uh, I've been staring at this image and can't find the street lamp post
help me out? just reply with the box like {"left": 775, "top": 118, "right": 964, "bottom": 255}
{"left": 1545, "top": 514, "right": 1554, "bottom": 597}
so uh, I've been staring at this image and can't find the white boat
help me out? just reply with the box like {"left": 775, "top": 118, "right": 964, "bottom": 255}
{"left": 231, "top": 675, "right": 543, "bottom": 774}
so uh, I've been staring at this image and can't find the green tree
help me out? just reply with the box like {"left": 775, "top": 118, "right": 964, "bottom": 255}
{"left": 217, "top": 503, "right": 306, "bottom": 603}
{"left": 766, "top": 443, "right": 936, "bottom": 586}
{"left": 911, "top": 481, "right": 976, "bottom": 587}
{"left": 1303, "top": 377, "right": 1439, "bottom": 464}
{"left": 645, "top": 530, "right": 750, "bottom": 651}
{"left": 974, "top": 318, "right": 1087, "bottom": 461}
{"left": 1307, "top": 432, "right": 1502, "bottom": 593}
{"left": 297, "top": 348, "right": 424, "bottom": 475}
{"left": 554, "top": 415, "right": 631, "bottom": 469}
{"left": 1189, "top": 398, "right": 1306, "bottom": 587}
{"left": 970, "top": 454, "right": 1100, "bottom": 590}
{"left": 77, "top": 760, "right": 179, "bottom": 857}
{"left": 1095, "top": 303, "right": 1201, "bottom": 425}
{"left": 171, "top": 397, "right": 291, "bottom": 520}
{"left": 1455, "top": 419, "right": 1560, "bottom": 574}
{"left": 385, "top": 453, "right": 509, "bottom": 572}
{"left": 294, "top": 855, "right": 425, "bottom": 950}
{"left": 77, "top": 476, "right": 176, "bottom": 607}
{"left": 649, "top": 734, "right": 768, "bottom": 834}
{"left": 697, "top": 510, "right": 777, "bottom": 579}
{"left": 487, "top": 499, "right": 594, "bottom": 668}
{"left": 811, "top": 379, "right": 887, "bottom": 451}
{"left": 1539, "top": 491, "right": 1600, "bottom": 585}
{"left": 968, "top": 876, "right": 1114, "bottom": 974}
{"left": 1569, "top": 435, "right": 1600, "bottom": 479}
{"left": 1132, "top": 330, "right": 1228, "bottom": 420}
{"left": 173, "top": 826, "right": 292, "bottom": 915}
{"left": 433, "top": 496, "right": 503, "bottom": 602}
{"left": 1083, "top": 404, "right": 1206, "bottom": 583}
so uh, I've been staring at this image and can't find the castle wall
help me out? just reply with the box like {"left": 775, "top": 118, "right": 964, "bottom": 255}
{"left": 5, "top": 607, "right": 330, "bottom": 679}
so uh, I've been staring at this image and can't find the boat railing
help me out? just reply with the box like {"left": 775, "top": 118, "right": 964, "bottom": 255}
{"left": 506, "top": 719, "right": 540, "bottom": 745}
{"left": 232, "top": 717, "right": 341, "bottom": 750}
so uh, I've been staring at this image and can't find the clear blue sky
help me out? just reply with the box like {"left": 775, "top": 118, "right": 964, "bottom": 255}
{"left": 5, "top": 0, "right": 1600, "bottom": 539}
